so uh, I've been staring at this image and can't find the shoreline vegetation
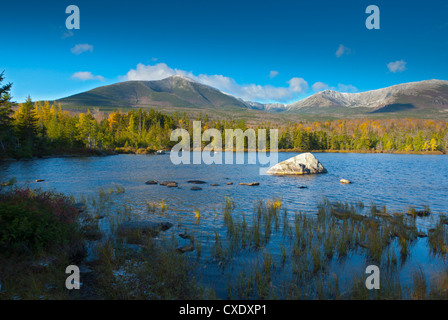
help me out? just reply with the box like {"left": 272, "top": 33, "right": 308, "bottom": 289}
{"left": 1, "top": 147, "right": 444, "bottom": 163}
{"left": 1, "top": 101, "right": 446, "bottom": 160}
{"left": 1, "top": 184, "right": 448, "bottom": 300}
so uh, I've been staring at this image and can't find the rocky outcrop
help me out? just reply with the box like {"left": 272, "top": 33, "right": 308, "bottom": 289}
{"left": 266, "top": 153, "right": 327, "bottom": 175}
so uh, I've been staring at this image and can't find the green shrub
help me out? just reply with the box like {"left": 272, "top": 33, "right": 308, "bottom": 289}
{"left": 0, "top": 188, "right": 79, "bottom": 255}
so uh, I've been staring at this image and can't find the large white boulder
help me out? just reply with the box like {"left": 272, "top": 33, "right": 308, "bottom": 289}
{"left": 266, "top": 152, "right": 327, "bottom": 175}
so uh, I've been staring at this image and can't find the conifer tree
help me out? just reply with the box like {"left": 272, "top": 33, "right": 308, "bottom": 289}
{"left": 0, "top": 71, "right": 14, "bottom": 152}
{"left": 14, "top": 96, "right": 39, "bottom": 147}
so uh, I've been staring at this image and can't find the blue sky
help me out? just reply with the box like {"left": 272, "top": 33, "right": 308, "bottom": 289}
{"left": 1, "top": 0, "right": 447, "bottom": 103}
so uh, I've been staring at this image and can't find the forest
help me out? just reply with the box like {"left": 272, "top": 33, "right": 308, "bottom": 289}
{"left": 1, "top": 73, "right": 447, "bottom": 159}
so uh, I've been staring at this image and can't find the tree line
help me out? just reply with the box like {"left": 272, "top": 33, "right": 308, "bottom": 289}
{"left": 1, "top": 73, "right": 447, "bottom": 159}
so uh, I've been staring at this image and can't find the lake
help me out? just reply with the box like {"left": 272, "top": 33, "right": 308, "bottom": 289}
{"left": 1, "top": 152, "right": 448, "bottom": 298}
{"left": 2, "top": 152, "right": 447, "bottom": 215}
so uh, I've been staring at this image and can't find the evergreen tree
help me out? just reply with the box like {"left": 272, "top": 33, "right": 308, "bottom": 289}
{"left": 0, "top": 71, "right": 14, "bottom": 152}
{"left": 14, "top": 96, "right": 38, "bottom": 146}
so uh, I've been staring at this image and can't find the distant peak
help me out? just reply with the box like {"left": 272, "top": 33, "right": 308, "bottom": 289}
{"left": 169, "top": 74, "right": 195, "bottom": 82}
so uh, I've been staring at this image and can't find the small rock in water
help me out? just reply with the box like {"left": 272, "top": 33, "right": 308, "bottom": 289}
{"left": 210, "top": 183, "right": 219, "bottom": 186}
{"left": 191, "top": 186, "right": 202, "bottom": 191}
{"left": 226, "top": 182, "right": 233, "bottom": 185}
{"left": 298, "top": 186, "right": 308, "bottom": 189}
{"left": 416, "top": 210, "right": 431, "bottom": 217}
{"left": 417, "top": 232, "right": 428, "bottom": 238}
{"left": 239, "top": 182, "right": 259, "bottom": 186}
{"left": 145, "top": 180, "right": 158, "bottom": 185}
{"left": 117, "top": 221, "right": 173, "bottom": 237}
{"left": 160, "top": 181, "right": 177, "bottom": 186}
{"left": 187, "top": 180, "right": 206, "bottom": 184}
{"left": 35, "top": 179, "right": 45, "bottom": 182}
{"left": 179, "top": 233, "right": 195, "bottom": 242}
{"left": 166, "top": 183, "right": 178, "bottom": 188}
{"left": 340, "top": 179, "right": 351, "bottom": 184}
{"left": 177, "top": 244, "right": 195, "bottom": 254}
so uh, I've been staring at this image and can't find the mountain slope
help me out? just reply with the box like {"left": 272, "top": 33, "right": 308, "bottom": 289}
{"left": 286, "top": 80, "right": 448, "bottom": 115}
{"left": 57, "top": 75, "right": 253, "bottom": 111}
{"left": 56, "top": 77, "right": 448, "bottom": 118}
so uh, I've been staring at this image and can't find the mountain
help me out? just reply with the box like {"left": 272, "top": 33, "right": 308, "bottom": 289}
{"left": 285, "top": 80, "right": 448, "bottom": 116}
{"left": 57, "top": 75, "right": 256, "bottom": 112}
{"left": 56, "top": 77, "right": 448, "bottom": 118}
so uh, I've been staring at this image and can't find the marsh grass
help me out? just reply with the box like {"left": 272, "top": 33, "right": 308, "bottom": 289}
{"left": 3, "top": 182, "right": 448, "bottom": 300}
{"left": 207, "top": 197, "right": 448, "bottom": 299}
{"left": 93, "top": 235, "right": 206, "bottom": 299}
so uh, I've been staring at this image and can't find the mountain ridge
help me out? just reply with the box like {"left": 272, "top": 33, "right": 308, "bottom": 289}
{"left": 55, "top": 76, "right": 448, "bottom": 118}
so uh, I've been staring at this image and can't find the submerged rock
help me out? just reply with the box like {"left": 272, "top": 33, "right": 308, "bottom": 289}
{"left": 239, "top": 182, "right": 259, "bottom": 186}
{"left": 117, "top": 221, "right": 173, "bottom": 237}
{"left": 417, "top": 232, "right": 428, "bottom": 238}
{"left": 416, "top": 210, "right": 431, "bottom": 217}
{"left": 179, "top": 233, "right": 195, "bottom": 242}
{"left": 187, "top": 180, "right": 206, "bottom": 184}
{"left": 166, "top": 183, "right": 178, "bottom": 188}
{"left": 74, "top": 203, "right": 87, "bottom": 213}
{"left": 177, "top": 244, "right": 195, "bottom": 254}
{"left": 160, "top": 181, "right": 177, "bottom": 186}
{"left": 266, "top": 152, "right": 327, "bottom": 175}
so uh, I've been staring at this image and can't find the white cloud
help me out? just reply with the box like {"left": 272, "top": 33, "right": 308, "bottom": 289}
{"left": 62, "top": 30, "right": 74, "bottom": 39}
{"left": 288, "top": 77, "right": 309, "bottom": 93}
{"left": 312, "top": 82, "right": 357, "bottom": 93}
{"left": 312, "top": 82, "right": 329, "bottom": 92}
{"left": 72, "top": 71, "right": 105, "bottom": 82}
{"left": 387, "top": 60, "right": 407, "bottom": 73}
{"left": 335, "top": 44, "right": 351, "bottom": 58}
{"left": 124, "top": 63, "right": 176, "bottom": 81}
{"left": 71, "top": 44, "right": 94, "bottom": 55}
{"left": 269, "top": 70, "right": 279, "bottom": 79}
{"left": 122, "top": 63, "right": 309, "bottom": 102}
{"left": 337, "top": 83, "right": 358, "bottom": 92}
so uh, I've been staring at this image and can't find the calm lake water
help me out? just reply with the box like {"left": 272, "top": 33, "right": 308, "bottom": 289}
{"left": 2, "top": 152, "right": 447, "bottom": 298}
{"left": 1, "top": 152, "right": 447, "bottom": 215}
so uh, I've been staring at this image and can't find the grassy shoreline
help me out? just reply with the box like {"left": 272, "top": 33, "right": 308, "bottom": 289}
{"left": 1, "top": 184, "right": 448, "bottom": 300}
